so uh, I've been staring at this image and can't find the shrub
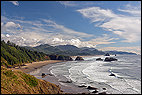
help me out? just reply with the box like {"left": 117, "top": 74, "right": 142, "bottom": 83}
{"left": 21, "top": 73, "right": 38, "bottom": 87}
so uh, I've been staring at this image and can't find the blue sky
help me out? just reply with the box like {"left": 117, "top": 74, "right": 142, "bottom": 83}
{"left": 1, "top": 1, "right": 141, "bottom": 54}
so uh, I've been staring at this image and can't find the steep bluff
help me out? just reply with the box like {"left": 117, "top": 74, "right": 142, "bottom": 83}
{"left": 1, "top": 66, "right": 63, "bottom": 94}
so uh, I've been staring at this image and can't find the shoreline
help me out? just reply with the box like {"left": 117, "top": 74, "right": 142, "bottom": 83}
{"left": 6, "top": 55, "right": 141, "bottom": 94}
{"left": 10, "top": 56, "right": 104, "bottom": 94}
{"left": 11, "top": 59, "right": 91, "bottom": 94}
{"left": 11, "top": 60, "right": 64, "bottom": 73}
{"left": 28, "top": 60, "right": 91, "bottom": 94}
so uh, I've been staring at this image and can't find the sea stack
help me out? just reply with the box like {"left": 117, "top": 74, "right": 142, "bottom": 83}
{"left": 104, "top": 57, "right": 117, "bottom": 62}
{"left": 75, "top": 56, "right": 84, "bottom": 61}
{"left": 104, "top": 53, "right": 110, "bottom": 56}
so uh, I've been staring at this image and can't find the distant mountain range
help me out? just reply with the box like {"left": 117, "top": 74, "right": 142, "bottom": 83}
{"left": 24, "top": 44, "right": 105, "bottom": 56}
{"left": 24, "top": 44, "right": 137, "bottom": 56}
{"left": 104, "top": 51, "right": 137, "bottom": 55}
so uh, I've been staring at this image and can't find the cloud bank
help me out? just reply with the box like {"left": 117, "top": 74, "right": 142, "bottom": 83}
{"left": 1, "top": 16, "right": 116, "bottom": 48}
{"left": 77, "top": 4, "right": 141, "bottom": 43}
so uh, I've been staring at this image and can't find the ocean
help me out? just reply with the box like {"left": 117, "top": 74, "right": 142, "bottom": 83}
{"left": 30, "top": 54, "right": 141, "bottom": 94}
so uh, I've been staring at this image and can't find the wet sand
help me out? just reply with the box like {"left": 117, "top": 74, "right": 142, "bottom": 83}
{"left": 11, "top": 60, "right": 64, "bottom": 73}
{"left": 30, "top": 62, "right": 91, "bottom": 94}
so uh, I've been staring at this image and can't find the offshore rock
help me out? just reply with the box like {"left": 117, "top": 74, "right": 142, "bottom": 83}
{"left": 109, "top": 73, "right": 116, "bottom": 76}
{"left": 104, "top": 57, "right": 117, "bottom": 62}
{"left": 104, "top": 53, "right": 110, "bottom": 56}
{"left": 41, "top": 73, "right": 46, "bottom": 78}
{"left": 96, "top": 58, "right": 103, "bottom": 61}
{"left": 87, "top": 86, "right": 98, "bottom": 90}
{"left": 75, "top": 56, "right": 84, "bottom": 61}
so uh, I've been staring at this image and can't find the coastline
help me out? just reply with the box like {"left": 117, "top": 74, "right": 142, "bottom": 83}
{"left": 28, "top": 60, "right": 91, "bottom": 94}
{"left": 11, "top": 60, "right": 64, "bottom": 73}
{"left": 11, "top": 59, "right": 91, "bottom": 94}
{"left": 11, "top": 55, "right": 106, "bottom": 94}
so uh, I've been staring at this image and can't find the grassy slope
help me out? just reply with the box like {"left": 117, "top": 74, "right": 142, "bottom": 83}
{"left": 1, "top": 66, "right": 63, "bottom": 94}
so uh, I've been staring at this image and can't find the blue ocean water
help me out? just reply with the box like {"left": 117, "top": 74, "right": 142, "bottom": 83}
{"left": 30, "top": 54, "right": 141, "bottom": 94}
{"left": 49, "top": 54, "right": 141, "bottom": 94}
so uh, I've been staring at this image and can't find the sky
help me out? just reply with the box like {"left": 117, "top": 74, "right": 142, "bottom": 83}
{"left": 1, "top": 1, "right": 141, "bottom": 54}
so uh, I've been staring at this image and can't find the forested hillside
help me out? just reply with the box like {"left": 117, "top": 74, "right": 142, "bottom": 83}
{"left": 1, "top": 40, "right": 73, "bottom": 68}
{"left": 25, "top": 44, "right": 105, "bottom": 56}
{"left": 1, "top": 41, "right": 70, "bottom": 94}
{"left": 1, "top": 40, "right": 48, "bottom": 67}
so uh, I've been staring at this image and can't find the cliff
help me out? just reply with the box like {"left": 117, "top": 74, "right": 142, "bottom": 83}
{"left": 1, "top": 66, "right": 63, "bottom": 94}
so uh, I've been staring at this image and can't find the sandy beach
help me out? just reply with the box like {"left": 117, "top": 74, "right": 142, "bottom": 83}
{"left": 12, "top": 60, "right": 64, "bottom": 73}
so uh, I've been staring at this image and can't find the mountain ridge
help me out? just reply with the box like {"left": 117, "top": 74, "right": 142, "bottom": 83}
{"left": 24, "top": 44, "right": 137, "bottom": 56}
{"left": 24, "top": 44, "right": 105, "bottom": 56}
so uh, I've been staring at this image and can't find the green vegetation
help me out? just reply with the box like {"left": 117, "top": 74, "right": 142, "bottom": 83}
{"left": 1, "top": 40, "right": 47, "bottom": 67}
{"left": 25, "top": 44, "right": 105, "bottom": 56}
{"left": 21, "top": 72, "right": 38, "bottom": 87}
{"left": 1, "top": 40, "right": 71, "bottom": 94}
{"left": 1, "top": 66, "right": 62, "bottom": 94}
{"left": 1, "top": 40, "right": 73, "bottom": 68}
{"left": 3, "top": 69, "right": 18, "bottom": 79}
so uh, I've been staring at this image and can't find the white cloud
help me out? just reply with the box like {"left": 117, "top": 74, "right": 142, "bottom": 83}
{"left": 53, "top": 38, "right": 64, "bottom": 42}
{"left": 9, "top": 1, "right": 19, "bottom": 6}
{"left": 2, "top": 15, "right": 136, "bottom": 52}
{"left": 6, "top": 34, "right": 10, "bottom": 37}
{"left": 87, "top": 34, "right": 117, "bottom": 46}
{"left": 118, "top": 2, "right": 141, "bottom": 16}
{"left": 58, "top": 1, "right": 77, "bottom": 7}
{"left": 52, "top": 38, "right": 96, "bottom": 48}
{"left": 50, "top": 34, "right": 118, "bottom": 48}
{"left": 77, "top": 7, "right": 117, "bottom": 23}
{"left": 77, "top": 5, "right": 141, "bottom": 43}
{"left": 118, "top": 9, "right": 141, "bottom": 16}
{"left": 1, "top": 21, "right": 22, "bottom": 34}
{"left": 1, "top": 16, "right": 95, "bottom": 47}
{"left": 2, "top": 17, "right": 115, "bottom": 48}
{"left": 5, "top": 21, "right": 21, "bottom": 28}
{"left": 49, "top": 34, "right": 118, "bottom": 48}
{"left": 58, "top": 1, "right": 100, "bottom": 8}
{"left": 100, "top": 17, "right": 141, "bottom": 42}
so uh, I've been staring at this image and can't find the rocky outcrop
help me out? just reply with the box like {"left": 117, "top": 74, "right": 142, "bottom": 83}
{"left": 49, "top": 55, "right": 58, "bottom": 60}
{"left": 92, "top": 90, "right": 99, "bottom": 93}
{"left": 75, "top": 56, "right": 84, "bottom": 61}
{"left": 87, "top": 86, "right": 98, "bottom": 90}
{"left": 49, "top": 55, "right": 73, "bottom": 61}
{"left": 63, "top": 56, "right": 73, "bottom": 61}
{"left": 98, "top": 92, "right": 107, "bottom": 94}
{"left": 96, "top": 58, "right": 103, "bottom": 61}
{"left": 41, "top": 73, "right": 46, "bottom": 78}
{"left": 104, "top": 53, "right": 110, "bottom": 56}
{"left": 109, "top": 73, "right": 116, "bottom": 76}
{"left": 104, "top": 57, "right": 117, "bottom": 62}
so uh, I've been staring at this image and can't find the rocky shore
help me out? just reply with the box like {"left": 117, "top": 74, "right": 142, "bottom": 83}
{"left": 28, "top": 58, "right": 108, "bottom": 94}
{"left": 11, "top": 57, "right": 108, "bottom": 94}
